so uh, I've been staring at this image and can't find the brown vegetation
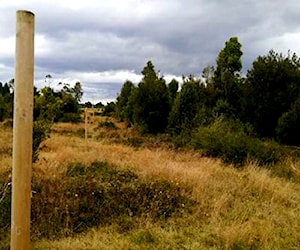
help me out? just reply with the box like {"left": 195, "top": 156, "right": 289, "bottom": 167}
{"left": 1, "top": 118, "right": 300, "bottom": 249}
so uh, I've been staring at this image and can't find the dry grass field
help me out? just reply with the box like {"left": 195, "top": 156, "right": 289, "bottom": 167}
{"left": 1, "top": 117, "right": 300, "bottom": 249}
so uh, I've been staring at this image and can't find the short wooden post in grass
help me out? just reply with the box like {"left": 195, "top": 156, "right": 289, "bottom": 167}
{"left": 11, "top": 10, "right": 35, "bottom": 250}
{"left": 85, "top": 107, "right": 88, "bottom": 147}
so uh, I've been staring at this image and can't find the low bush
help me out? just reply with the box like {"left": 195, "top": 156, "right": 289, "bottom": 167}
{"left": 0, "top": 161, "right": 193, "bottom": 240}
{"left": 33, "top": 120, "right": 51, "bottom": 162}
{"left": 192, "top": 118, "right": 284, "bottom": 166}
{"left": 96, "top": 120, "right": 117, "bottom": 129}
{"left": 59, "top": 112, "right": 82, "bottom": 123}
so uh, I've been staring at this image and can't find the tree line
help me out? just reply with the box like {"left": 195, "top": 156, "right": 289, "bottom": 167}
{"left": 1, "top": 36, "right": 300, "bottom": 150}
{"left": 0, "top": 80, "right": 83, "bottom": 123}
{"left": 113, "top": 37, "right": 300, "bottom": 147}
{"left": 0, "top": 80, "right": 84, "bottom": 161}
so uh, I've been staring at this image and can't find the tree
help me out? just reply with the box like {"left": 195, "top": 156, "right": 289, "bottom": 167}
{"left": 45, "top": 74, "right": 52, "bottom": 87}
{"left": 0, "top": 81, "right": 13, "bottom": 120}
{"left": 34, "top": 87, "right": 61, "bottom": 122}
{"left": 115, "top": 80, "right": 135, "bottom": 121}
{"left": 102, "top": 101, "right": 116, "bottom": 116}
{"left": 168, "top": 75, "right": 206, "bottom": 134}
{"left": 167, "top": 78, "right": 179, "bottom": 107}
{"left": 215, "top": 37, "right": 243, "bottom": 75}
{"left": 94, "top": 102, "right": 104, "bottom": 108}
{"left": 243, "top": 50, "right": 300, "bottom": 138}
{"left": 276, "top": 97, "right": 300, "bottom": 146}
{"left": 34, "top": 84, "right": 82, "bottom": 123}
{"left": 83, "top": 101, "right": 93, "bottom": 108}
{"left": 212, "top": 37, "right": 243, "bottom": 115}
{"left": 0, "top": 94, "right": 5, "bottom": 121}
{"left": 73, "top": 81, "right": 83, "bottom": 102}
{"left": 132, "top": 61, "right": 170, "bottom": 133}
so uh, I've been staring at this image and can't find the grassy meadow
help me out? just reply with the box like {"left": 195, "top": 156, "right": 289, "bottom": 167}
{"left": 1, "top": 115, "right": 300, "bottom": 249}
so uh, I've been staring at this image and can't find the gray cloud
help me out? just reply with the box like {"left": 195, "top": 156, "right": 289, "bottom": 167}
{"left": 1, "top": 0, "right": 300, "bottom": 102}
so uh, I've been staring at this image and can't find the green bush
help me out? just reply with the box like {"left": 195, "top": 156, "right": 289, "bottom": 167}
{"left": 97, "top": 120, "right": 117, "bottom": 129}
{"left": 248, "top": 139, "right": 283, "bottom": 166}
{"left": 33, "top": 120, "right": 51, "bottom": 162}
{"left": 276, "top": 98, "right": 300, "bottom": 146}
{"left": 59, "top": 112, "right": 82, "bottom": 123}
{"left": 192, "top": 118, "right": 283, "bottom": 166}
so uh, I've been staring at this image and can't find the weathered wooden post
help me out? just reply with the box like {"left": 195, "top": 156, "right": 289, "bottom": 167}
{"left": 11, "top": 10, "right": 35, "bottom": 250}
{"left": 85, "top": 107, "right": 88, "bottom": 147}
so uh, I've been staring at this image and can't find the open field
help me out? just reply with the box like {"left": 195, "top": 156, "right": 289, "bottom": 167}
{"left": 1, "top": 118, "right": 300, "bottom": 249}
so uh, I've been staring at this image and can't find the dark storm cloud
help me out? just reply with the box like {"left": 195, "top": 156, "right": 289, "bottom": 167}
{"left": 1, "top": 0, "right": 300, "bottom": 102}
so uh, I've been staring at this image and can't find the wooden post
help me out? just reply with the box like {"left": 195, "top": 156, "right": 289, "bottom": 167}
{"left": 11, "top": 10, "right": 35, "bottom": 250}
{"left": 85, "top": 108, "right": 88, "bottom": 147}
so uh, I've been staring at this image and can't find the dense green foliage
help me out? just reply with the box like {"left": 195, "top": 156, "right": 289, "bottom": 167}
{"left": 2, "top": 36, "right": 300, "bottom": 163}
{"left": 34, "top": 82, "right": 83, "bottom": 123}
{"left": 243, "top": 50, "right": 300, "bottom": 138}
{"left": 131, "top": 61, "right": 170, "bottom": 133}
{"left": 276, "top": 97, "right": 300, "bottom": 145}
{"left": 192, "top": 118, "right": 283, "bottom": 166}
{"left": 212, "top": 36, "right": 243, "bottom": 113}
{"left": 115, "top": 80, "right": 135, "bottom": 121}
{"left": 168, "top": 76, "right": 203, "bottom": 133}
{"left": 0, "top": 79, "right": 83, "bottom": 124}
{"left": 112, "top": 36, "right": 300, "bottom": 164}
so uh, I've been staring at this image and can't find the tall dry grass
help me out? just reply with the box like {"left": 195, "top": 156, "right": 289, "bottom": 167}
{"left": 1, "top": 120, "right": 300, "bottom": 249}
{"left": 0, "top": 124, "right": 12, "bottom": 174}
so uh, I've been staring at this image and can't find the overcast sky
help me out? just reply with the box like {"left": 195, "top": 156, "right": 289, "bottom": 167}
{"left": 1, "top": 0, "right": 300, "bottom": 103}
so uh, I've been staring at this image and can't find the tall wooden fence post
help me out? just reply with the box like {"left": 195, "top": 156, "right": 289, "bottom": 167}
{"left": 11, "top": 10, "right": 35, "bottom": 250}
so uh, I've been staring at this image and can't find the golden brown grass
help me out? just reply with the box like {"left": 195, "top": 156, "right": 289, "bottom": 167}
{"left": 1, "top": 120, "right": 300, "bottom": 249}
{"left": 0, "top": 124, "right": 12, "bottom": 173}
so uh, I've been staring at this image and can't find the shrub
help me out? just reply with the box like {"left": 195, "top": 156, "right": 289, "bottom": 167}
{"left": 97, "top": 120, "right": 117, "bottom": 129}
{"left": 28, "top": 161, "right": 194, "bottom": 239}
{"left": 33, "top": 120, "right": 51, "bottom": 162}
{"left": 192, "top": 118, "right": 283, "bottom": 166}
{"left": 276, "top": 98, "right": 300, "bottom": 146}
{"left": 248, "top": 139, "right": 283, "bottom": 166}
{"left": 59, "top": 112, "right": 82, "bottom": 123}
